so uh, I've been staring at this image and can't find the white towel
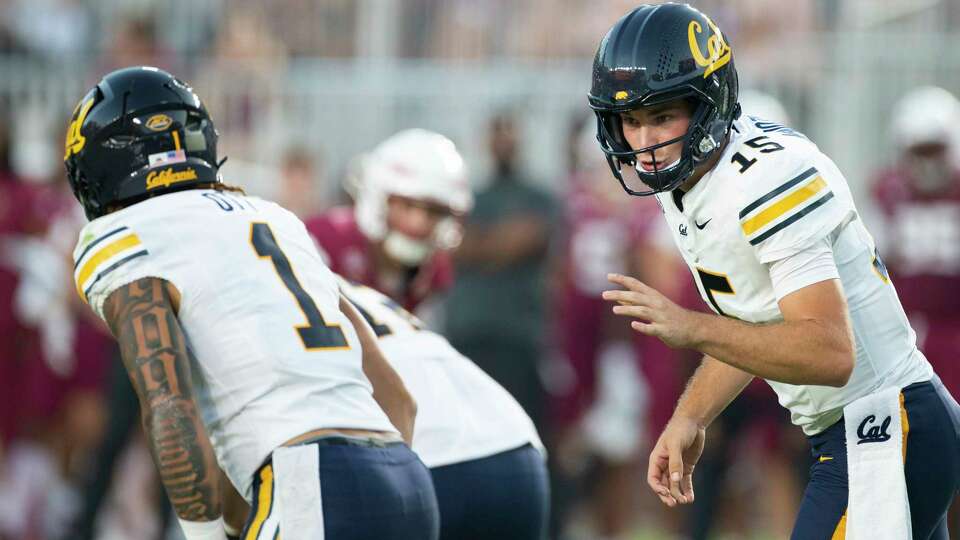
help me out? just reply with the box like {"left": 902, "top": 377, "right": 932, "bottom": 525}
{"left": 272, "top": 444, "right": 326, "bottom": 540}
{"left": 843, "top": 386, "right": 912, "bottom": 539}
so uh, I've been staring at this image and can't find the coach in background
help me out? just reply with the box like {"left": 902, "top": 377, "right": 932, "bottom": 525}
{"left": 445, "top": 112, "right": 557, "bottom": 432}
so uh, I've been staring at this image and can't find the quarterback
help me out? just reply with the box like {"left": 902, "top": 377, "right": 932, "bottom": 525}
{"left": 64, "top": 67, "right": 439, "bottom": 540}
{"left": 590, "top": 4, "right": 960, "bottom": 538}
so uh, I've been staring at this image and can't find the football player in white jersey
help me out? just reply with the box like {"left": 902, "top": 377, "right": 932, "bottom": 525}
{"left": 63, "top": 67, "right": 439, "bottom": 540}
{"left": 588, "top": 4, "right": 960, "bottom": 538}
{"left": 339, "top": 279, "right": 548, "bottom": 539}
{"left": 221, "top": 279, "right": 549, "bottom": 539}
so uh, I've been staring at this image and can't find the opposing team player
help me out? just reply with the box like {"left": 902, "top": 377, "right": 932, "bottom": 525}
{"left": 304, "top": 128, "right": 472, "bottom": 311}
{"left": 589, "top": 4, "right": 960, "bottom": 538}
{"left": 64, "top": 67, "right": 439, "bottom": 540}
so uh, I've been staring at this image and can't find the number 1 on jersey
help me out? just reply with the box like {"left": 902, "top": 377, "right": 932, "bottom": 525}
{"left": 251, "top": 222, "right": 349, "bottom": 350}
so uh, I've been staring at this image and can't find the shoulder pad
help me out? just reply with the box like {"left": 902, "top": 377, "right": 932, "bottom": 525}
{"left": 732, "top": 135, "right": 855, "bottom": 263}
{"left": 73, "top": 218, "right": 152, "bottom": 316}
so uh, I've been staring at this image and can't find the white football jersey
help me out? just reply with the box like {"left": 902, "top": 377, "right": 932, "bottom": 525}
{"left": 338, "top": 279, "right": 544, "bottom": 467}
{"left": 654, "top": 116, "right": 933, "bottom": 435}
{"left": 73, "top": 189, "right": 396, "bottom": 499}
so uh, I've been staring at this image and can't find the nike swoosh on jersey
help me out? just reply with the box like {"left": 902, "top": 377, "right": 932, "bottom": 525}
{"left": 819, "top": 455, "right": 834, "bottom": 463}
{"left": 74, "top": 228, "right": 149, "bottom": 302}
{"left": 695, "top": 219, "right": 712, "bottom": 229}
{"left": 739, "top": 166, "right": 835, "bottom": 245}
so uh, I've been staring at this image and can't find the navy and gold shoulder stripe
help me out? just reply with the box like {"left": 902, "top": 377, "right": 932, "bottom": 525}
{"left": 74, "top": 226, "right": 149, "bottom": 303}
{"left": 739, "top": 167, "right": 834, "bottom": 246}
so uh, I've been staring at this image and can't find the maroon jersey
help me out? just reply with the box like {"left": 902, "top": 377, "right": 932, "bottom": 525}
{"left": 553, "top": 180, "right": 683, "bottom": 432}
{"left": 0, "top": 266, "right": 25, "bottom": 445}
{"left": 872, "top": 166, "right": 960, "bottom": 394}
{"left": 7, "top": 186, "right": 113, "bottom": 434}
{"left": 303, "top": 206, "right": 454, "bottom": 311}
{"left": 0, "top": 176, "right": 44, "bottom": 235}
{"left": 0, "top": 178, "right": 45, "bottom": 441}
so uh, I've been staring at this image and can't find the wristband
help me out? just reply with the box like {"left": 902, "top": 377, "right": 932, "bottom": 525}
{"left": 178, "top": 516, "right": 227, "bottom": 540}
{"left": 224, "top": 520, "right": 241, "bottom": 540}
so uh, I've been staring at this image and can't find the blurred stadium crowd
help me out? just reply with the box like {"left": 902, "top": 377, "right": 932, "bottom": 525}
{"left": 0, "top": 0, "right": 959, "bottom": 539}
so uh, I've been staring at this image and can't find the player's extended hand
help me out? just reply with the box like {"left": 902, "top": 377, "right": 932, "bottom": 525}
{"left": 603, "top": 273, "right": 702, "bottom": 349}
{"left": 647, "top": 415, "right": 705, "bottom": 507}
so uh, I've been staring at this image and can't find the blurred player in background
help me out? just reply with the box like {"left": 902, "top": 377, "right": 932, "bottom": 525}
{"left": 551, "top": 118, "right": 685, "bottom": 540}
{"left": 64, "top": 66, "right": 437, "bottom": 540}
{"left": 590, "top": 4, "right": 960, "bottom": 538}
{"left": 871, "top": 85, "right": 960, "bottom": 534}
{"left": 305, "top": 128, "right": 472, "bottom": 313}
{"left": 0, "top": 103, "right": 118, "bottom": 539}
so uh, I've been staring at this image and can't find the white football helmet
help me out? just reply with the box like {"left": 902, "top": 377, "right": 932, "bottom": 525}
{"left": 891, "top": 86, "right": 960, "bottom": 150}
{"left": 890, "top": 87, "right": 960, "bottom": 193}
{"left": 349, "top": 129, "right": 473, "bottom": 266}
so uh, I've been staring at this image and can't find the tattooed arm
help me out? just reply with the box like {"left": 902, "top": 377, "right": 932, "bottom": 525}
{"left": 102, "top": 277, "right": 222, "bottom": 525}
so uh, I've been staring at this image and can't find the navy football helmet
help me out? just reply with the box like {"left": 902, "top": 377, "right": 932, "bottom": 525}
{"left": 588, "top": 3, "right": 740, "bottom": 196}
{"left": 64, "top": 66, "right": 220, "bottom": 219}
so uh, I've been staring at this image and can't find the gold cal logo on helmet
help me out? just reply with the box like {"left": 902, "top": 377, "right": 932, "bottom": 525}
{"left": 64, "top": 98, "right": 95, "bottom": 160}
{"left": 687, "top": 16, "right": 731, "bottom": 78}
{"left": 145, "top": 167, "right": 198, "bottom": 190}
{"left": 145, "top": 114, "right": 173, "bottom": 131}
{"left": 615, "top": 91, "right": 629, "bottom": 101}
